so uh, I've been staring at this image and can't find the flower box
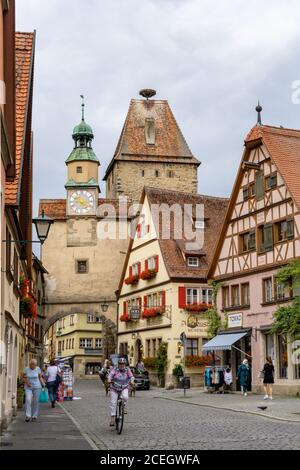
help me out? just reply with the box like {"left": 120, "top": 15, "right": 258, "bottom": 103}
{"left": 140, "top": 269, "right": 157, "bottom": 280}
{"left": 185, "top": 354, "right": 214, "bottom": 367}
{"left": 124, "top": 274, "right": 139, "bottom": 286}
{"left": 142, "top": 306, "right": 165, "bottom": 319}
{"left": 184, "top": 302, "right": 212, "bottom": 313}
{"left": 120, "top": 314, "right": 131, "bottom": 322}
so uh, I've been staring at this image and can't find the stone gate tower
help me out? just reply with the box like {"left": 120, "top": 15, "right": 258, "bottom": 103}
{"left": 103, "top": 89, "right": 200, "bottom": 203}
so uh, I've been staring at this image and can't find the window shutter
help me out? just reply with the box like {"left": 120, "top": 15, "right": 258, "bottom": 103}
{"left": 263, "top": 224, "right": 273, "bottom": 250}
{"left": 138, "top": 262, "right": 141, "bottom": 278}
{"left": 161, "top": 291, "right": 166, "bottom": 306}
{"left": 178, "top": 287, "right": 186, "bottom": 308}
{"left": 129, "top": 266, "right": 132, "bottom": 277}
{"left": 155, "top": 255, "right": 159, "bottom": 272}
{"left": 145, "top": 259, "right": 148, "bottom": 271}
{"left": 144, "top": 295, "right": 148, "bottom": 308}
{"left": 138, "top": 297, "right": 142, "bottom": 309}
{"left": 123, "top": 301, "right": 127, "bottom": 315}
{"left": 255, "top": 171, "right": 265, "bottom": 201}
{"left": 136, "top": 224, "right": 141, "bottom": 238}
{"left": 147, "top": 224, "right": 150, "bottom": 233}
{"left": 249, "top": 231, "right": 256, "bottom": 250}
{"left": 243, "top": 187, "right": 249, "bottom": 201}
{"left": 287, "top": 219, "right": 294, "bottom": 239}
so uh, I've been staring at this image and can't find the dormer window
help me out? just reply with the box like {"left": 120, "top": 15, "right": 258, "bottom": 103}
{"left": 187, "top": 257, "right": 199, "bottom": 267}
{"left": 145, "top": 118, "right": 155, "bottom": 145}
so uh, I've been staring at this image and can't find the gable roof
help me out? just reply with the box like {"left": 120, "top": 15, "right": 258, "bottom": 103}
{"left": 208, "top": 123, "right": 300, "bottom": 278}
{"left": 246, "top": 124, "right": 300, "bottom": 209}
{"left": 118, "top": 187, "right": 229, "bottom": 291}
{"left": 103, "top": 99, "right": 200, "bottom": 180}
{"left": 5, "top": 32, "right": 35, "bottom": 206}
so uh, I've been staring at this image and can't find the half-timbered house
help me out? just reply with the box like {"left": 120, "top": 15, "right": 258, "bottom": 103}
{"left": 207, "top": 122, "right": 300, "bottom": 395}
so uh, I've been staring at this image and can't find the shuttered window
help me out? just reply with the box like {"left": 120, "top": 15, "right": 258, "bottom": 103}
{"left": 255, "top": 171, "right": 265, "bottom": 200}
{"left": 287, "top": 219, "right": 294, "bottom": 239}
{"left": 263, "top": 224, "right": 273, "bottom": 251}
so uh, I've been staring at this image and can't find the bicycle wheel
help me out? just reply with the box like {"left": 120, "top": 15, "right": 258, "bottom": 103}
{"left": 115, "top": 400, "right": 124, "bottom": 435}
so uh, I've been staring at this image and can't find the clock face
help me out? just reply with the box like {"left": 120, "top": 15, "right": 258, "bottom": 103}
{"left": 69, "top": 190, "right": 95, "bottom": 214}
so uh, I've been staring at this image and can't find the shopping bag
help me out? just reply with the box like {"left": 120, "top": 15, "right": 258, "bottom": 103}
{"left": 258, "top": 370, "right": 265, "bottom": 380}
{"left": 39, "top": 388, "right": 49, "bottom": 403}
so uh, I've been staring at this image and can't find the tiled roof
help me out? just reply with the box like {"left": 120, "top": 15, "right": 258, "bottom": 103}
{"left": 103, "top": 99, "right": 200, "bottom": 180}
{"left": 145, "top": 187, "right": 229, "bottom": 280}
{"left": 245, "top": 124, "right": 300, "bottom": 209}
{"left": 39, "top": 198, "right": 133, "bottom": 220}
{"left": 5, "top": 32, "right": 35, "bottom": 206}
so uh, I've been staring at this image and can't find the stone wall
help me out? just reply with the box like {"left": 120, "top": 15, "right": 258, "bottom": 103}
{"left": 106, "top": 161, "right": 198, "bottom": 203}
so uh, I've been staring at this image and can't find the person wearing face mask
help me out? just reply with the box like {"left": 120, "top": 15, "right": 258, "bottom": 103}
{"left": 107, "top": 357, "right": 135, "bottom": 426}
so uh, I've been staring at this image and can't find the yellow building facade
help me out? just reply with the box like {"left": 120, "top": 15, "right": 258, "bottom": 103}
{"left": 51, "top": 313, "right": 103, "bottom": 378}
{"left": 117, "top": 188, "right": 228, "bottom": 386}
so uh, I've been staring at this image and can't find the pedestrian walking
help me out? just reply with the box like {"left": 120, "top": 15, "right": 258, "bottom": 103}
{"left": 41, "top": 365, "right": 48, "bottom": 382}
{"left": 136, "top": 359, "right": 145, "bottom": 373}
{"left": 262, "top": 356, "right": 275, "bottom": 400}
{"left": 237, "top": 359, "right": 251, "bottom": 396}
{"left": 46, "top": 359, "right": 62, "bottom": 408}
{"left": 23, "top": 359, "right": 46, "bottom": 422}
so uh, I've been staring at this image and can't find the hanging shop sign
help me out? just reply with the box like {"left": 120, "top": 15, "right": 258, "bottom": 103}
{"left": 130, "top": 307, "right": 141, "bottom": 321}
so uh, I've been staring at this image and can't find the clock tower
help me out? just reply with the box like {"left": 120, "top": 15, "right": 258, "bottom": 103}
{"left": 65, "top": 97, "right": 100, "bottom": 216}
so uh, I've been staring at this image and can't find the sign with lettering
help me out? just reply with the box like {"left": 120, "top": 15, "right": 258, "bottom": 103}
{"left": 187, "top": 315, "right": 208, "bottom": 331}
{"left": 228, "top": 313, "right": 243, "bottom": 328}
{"left": 130, "top": 307, "right": 140, "bottom": 321}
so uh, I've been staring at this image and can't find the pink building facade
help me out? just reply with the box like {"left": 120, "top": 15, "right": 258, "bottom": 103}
{"left": 208, "top": 123, "right": 300, "bottom": 396}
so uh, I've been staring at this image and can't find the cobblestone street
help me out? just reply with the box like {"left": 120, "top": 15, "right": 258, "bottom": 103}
{"left": 60, "top": 380, "right": 300, "bottom": 450}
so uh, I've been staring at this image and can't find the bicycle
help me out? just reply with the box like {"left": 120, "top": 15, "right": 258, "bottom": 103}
{"left": 114, "top": 384, "right": 130, "bottom": 435}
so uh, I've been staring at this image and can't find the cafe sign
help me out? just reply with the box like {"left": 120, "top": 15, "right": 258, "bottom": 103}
{"left": 186, "top": 315, "right": 208, "bottom": 332}
{"left": 130, "top": 307, "right": 141, "bottom": 321}
{"left": 228, "top": 313, "right": 243, "bottom": 328}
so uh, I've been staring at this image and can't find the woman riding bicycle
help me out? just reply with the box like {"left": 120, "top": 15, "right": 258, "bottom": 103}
{"left": 107, "top": 357, "right": 134, "bottom": 426}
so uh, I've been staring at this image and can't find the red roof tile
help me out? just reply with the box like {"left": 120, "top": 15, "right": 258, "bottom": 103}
{"left": 104, "top": 99, "right": 200, "bottom": 180}
{"left": 39, "top": 198, "right": 134, "bottom": 220}
{"left": 5, "top": 32, "right": 35, "bottom": 205}
{"left": 245, "top": 125, "right": 300, "bottom": 209}
{"left": 145, "top": 187, "right": 229, "bottom": 280}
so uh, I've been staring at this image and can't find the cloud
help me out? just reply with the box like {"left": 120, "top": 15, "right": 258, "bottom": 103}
{"left": 16, "top": 0, "right": 300, "bottom": 213}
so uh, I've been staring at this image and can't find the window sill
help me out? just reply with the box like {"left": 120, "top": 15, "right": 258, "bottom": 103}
{"left": 261, "top": 297, "right": 293, "bottom": 307}
{"left": 239, "top": 249, "right": 256, "bottom": 255}
{"left": 222, "top": 305, "right": 250, "bottom": 312}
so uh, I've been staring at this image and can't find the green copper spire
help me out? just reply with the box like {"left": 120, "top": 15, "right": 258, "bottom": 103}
{"left": 66, "top": 96, "right": 99, "bottom": 164}
{"left": 72, "top": 94, "right": 94, "bottom": 138}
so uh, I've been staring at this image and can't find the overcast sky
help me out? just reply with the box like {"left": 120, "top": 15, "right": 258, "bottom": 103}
{"left": 16, "top": 0, "right": 300, "bottom": 215}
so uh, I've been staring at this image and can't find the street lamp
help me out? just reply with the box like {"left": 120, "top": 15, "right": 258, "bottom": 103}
{"left": 2, "top": 210, "right": 53, "bottom": 246}
{"left": 100, "top": 300, "right": 109, "bottom": 313}
{"left": 32, "top": 210, "right": 54, "bottom": 245}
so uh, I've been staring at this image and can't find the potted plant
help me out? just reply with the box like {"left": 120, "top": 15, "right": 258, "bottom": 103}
{"left": 172, "top": 364, "right": 184, "bottom": 387}
{"left": 155, "top": 342, "right": 168, "bottom": 387}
